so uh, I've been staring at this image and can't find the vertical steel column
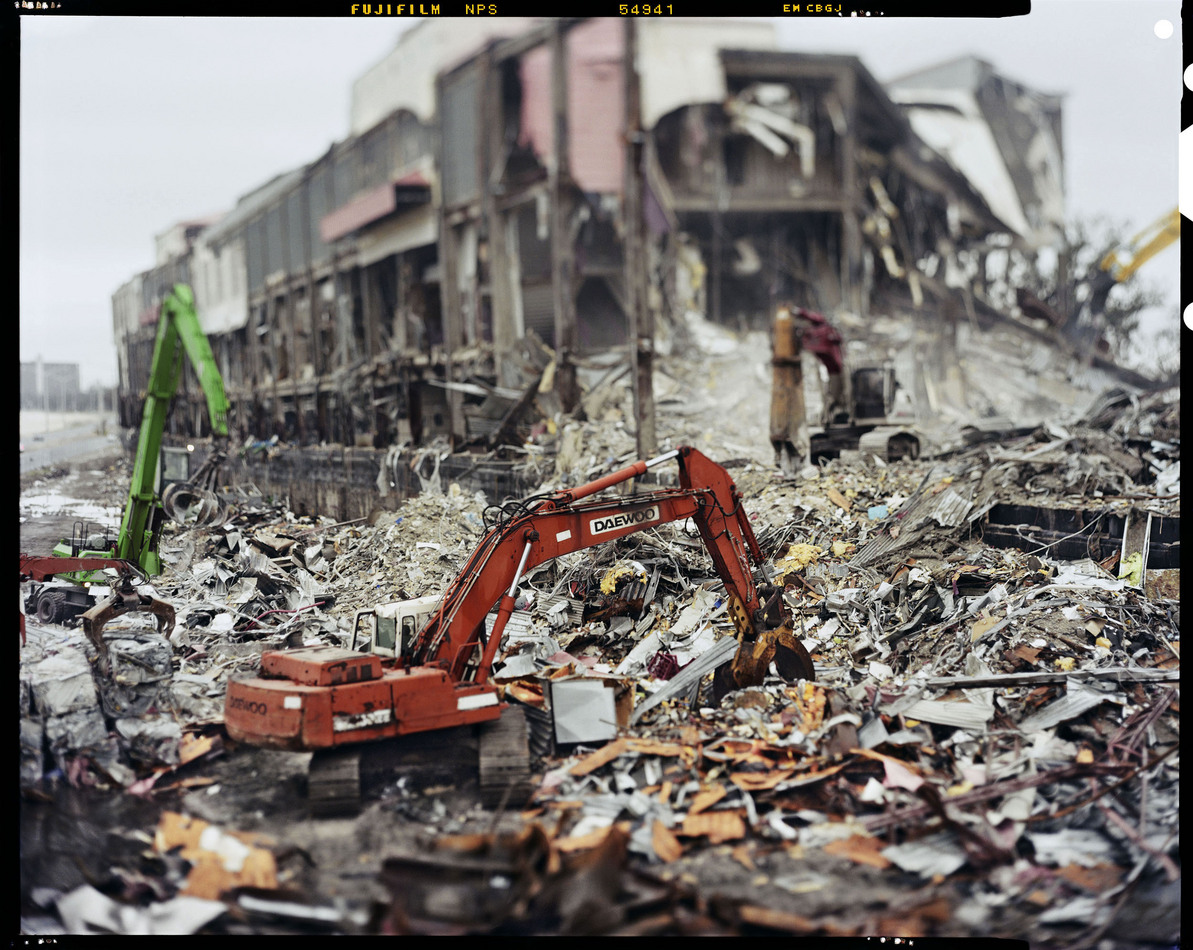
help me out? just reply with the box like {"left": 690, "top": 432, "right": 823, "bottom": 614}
{"left": 483, "top": 49, "right": 518, "bottom": 387}
{"left": 623, "top": 18, "right": 657, "bottom": 458}
{"left": 838, "top": 67, "right": 863, "bottom": 317}
{"left": 549, "top": 21, "right": 580, "bottom": 413}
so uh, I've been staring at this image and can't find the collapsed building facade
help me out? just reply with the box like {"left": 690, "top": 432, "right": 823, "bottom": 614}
{"left": 112, "top": 17, "right": 1146, "bottom": 520}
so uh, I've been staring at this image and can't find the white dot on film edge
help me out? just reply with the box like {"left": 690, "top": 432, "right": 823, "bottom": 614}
{"left": 1185, "top": 63, "right": 1193, "bottom": 91}
{"left": 1183, "top": 303, "right": 1193, "bottom": 332}
{"left": 1154, "top": 19, "right": 1173, "bottom": 39}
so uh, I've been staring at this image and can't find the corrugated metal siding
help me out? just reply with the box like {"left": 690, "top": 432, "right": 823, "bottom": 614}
{"left": 308, "top": 166, "right": 331, "bottom": 265}
{"left": 521, "top": 282, "right": 555, "bottom": 347}
{"left": 202, "top": 167, "right": 304, "bottom": 247}
{"left": 567, "top": 18, "right": 625, "bottom": 194}
{"left": 516, "top": 202, "right": 551, "bottom": 280}
{"left": 441, "top": 67, "right": 481, "bottom": 207}
{"left": 265, "top": 204, "right": 287, "bottom": 278}
{"left": 359, "top": 121, "right": 393, "bottom": 193}
{"left": 246, "top": 217, "right": 266, "bottom": 295}
{"left": 332, "top": 150, "right": 357, "bottom": 209}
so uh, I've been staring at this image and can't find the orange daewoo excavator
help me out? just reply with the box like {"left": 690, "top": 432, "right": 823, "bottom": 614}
{"left": 224, "top": 446, "right": 815, "bottom": 812}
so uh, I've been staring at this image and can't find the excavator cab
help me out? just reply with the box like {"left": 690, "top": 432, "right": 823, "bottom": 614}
{"left": 805, "top": 355, "right": 920, "bottom": 463}
{"left": 351, "top": 595, "right": 442, "bottom": 658}
{"left": 159, "top": 445, "right": 195, "bottom": 492}
{"left": 849, "top": 364, "right": 897, "bottom": 426}
{"left": 50, "top": 522, "right": 119, "bottom": 585}
{"left": 56, "top": 521, "right": 118, "bottom": 559}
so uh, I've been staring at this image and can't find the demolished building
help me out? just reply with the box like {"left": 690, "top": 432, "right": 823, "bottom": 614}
{"left": 111, "top": 17, "right": 1158, "bottom": 521}
{"left": 24, "top": 20, "right": 1178, "bottom": 937}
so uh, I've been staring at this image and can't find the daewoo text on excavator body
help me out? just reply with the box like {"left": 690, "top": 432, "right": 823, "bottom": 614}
{"left": 224, "top": 446, "right": 815, "bottom": 811}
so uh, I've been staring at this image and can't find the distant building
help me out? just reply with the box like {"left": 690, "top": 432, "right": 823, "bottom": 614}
{"left": 21, "top": 359, "right": 82, "bottom": 411}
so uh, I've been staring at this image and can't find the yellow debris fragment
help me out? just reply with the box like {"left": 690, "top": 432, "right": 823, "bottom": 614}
{"left": 774, "top": 543, "right": 822, "bottom": 581}
{"left": 1118, "top": 551, "right": 1143, "bottom": 586}
{"left": 600, "top": 560, "right": 647, "bottom": 595}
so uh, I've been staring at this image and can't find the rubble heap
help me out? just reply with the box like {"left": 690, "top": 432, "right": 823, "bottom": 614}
{"left": 19, "top": 323, "right": 1179, "bottom": 943}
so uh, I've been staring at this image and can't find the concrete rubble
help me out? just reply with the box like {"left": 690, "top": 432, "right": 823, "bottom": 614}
{"left": 19, "top": 320, "right": 1178, "bottom": 943}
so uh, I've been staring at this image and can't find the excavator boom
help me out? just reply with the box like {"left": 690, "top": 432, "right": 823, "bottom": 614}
{"left": 410, "top": 447, "right": 801, "bottom": 689}
{"left": 1098, "top": 207, "right": 1180, "bottom": 284}
{"left": 116, "top": 283, "right": 230, "bottom": 575}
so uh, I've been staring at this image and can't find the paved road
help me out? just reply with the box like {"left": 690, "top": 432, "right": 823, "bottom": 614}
{"left": 20, "top": 423, "right": 122, "bottom": 476}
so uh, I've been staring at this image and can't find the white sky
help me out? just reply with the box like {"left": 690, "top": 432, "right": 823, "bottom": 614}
{"left": 19, "top": 5, "right": 1182, "bottom": 388}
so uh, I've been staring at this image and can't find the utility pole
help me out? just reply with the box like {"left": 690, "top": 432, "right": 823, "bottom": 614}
{"left": 623, "top": 18, "right": 657, "bottom": 458}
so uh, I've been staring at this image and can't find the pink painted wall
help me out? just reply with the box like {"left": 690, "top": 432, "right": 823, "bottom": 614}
{"left": 518, "top": 19, "right": 626, "bottom": 195}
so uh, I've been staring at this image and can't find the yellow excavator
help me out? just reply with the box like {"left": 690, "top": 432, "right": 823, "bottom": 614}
{"left": 1097, "top": 207, "right": 1180, "bottom": 285}
{"left": 1066, "top": 207, "right": 1180, "bottom": 345}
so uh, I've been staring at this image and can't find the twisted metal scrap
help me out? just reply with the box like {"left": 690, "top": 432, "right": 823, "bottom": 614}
{"left": 161, "top": 450, "right": 231, "bottom": 527}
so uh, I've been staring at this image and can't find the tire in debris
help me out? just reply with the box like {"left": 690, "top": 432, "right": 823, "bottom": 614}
{"left": 888, "top": 434, "right": 920, "bottom": 461}
{"left": 857, "top": 427, "right": 920, "bottom": 462}
{"left": 36, "top": 591, "right": 66, "bottom": 625}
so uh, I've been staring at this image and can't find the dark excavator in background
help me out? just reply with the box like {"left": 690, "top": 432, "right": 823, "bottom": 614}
{"left": 769, "top": 305, "right": 920, "bottom": 472}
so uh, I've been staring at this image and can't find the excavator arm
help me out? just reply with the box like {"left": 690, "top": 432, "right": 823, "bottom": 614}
{"left": 410, "top": 446, "right": 815, "bottom": 690}
{"left": 1064, "top": 207, "right": 1180, "bottom": 343}
{"left": 116, "top": 283, "right": 231, "bottom": 575}
{"left": 19, "top": 554, "right": 175, "bottom": 662}
{"left": 1098, "top": 208, "right": 1180, "bottom": 285}
{"left": 225, "top": 447, "right": 814, "bottom": 762}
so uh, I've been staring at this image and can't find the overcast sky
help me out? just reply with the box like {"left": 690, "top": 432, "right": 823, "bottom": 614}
{"left": 19, "top": 4, "right": 1182, "bottom": 388}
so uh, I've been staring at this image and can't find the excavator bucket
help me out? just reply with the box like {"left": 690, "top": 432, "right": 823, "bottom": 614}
{"left": 714, "top": 624, "right": 815, "bottom": 701}
{"left": 161, "top": 483, "right": 227, "bottom": 526}
{"left": 82, "top": 583, "right": 176, "bottom": 679}
{"left": 161, "top": 449, "right": 231, "bottom": 527}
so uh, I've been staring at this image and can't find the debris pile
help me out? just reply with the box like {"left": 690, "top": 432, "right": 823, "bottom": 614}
{"left": 19, "top": 326, "right": 1178, "bottom": 941}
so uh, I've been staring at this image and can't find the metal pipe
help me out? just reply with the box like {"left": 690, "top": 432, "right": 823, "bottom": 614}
{"left": 507, "top": 539, "right": 533, "bottom": 598}
{"left": 559, "top": 448, "right": 679, "bottom": 505}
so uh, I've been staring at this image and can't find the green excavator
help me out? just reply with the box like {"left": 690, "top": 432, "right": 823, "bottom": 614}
{"left": 23, "top": 283, "right": 231, "bottom": 633}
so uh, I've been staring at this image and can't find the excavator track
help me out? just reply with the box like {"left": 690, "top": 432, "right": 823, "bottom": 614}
{"left": 305, "top": 711, "right": 531, "bottom": 816}
{"left": 478, "top": 706, "right": 533, "bottom": 810}
{"left": 857, "top": 426, "right": 920, "bottom": 462}
{"left": 308, "top": 746, "right": 363, "bottom": 817}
